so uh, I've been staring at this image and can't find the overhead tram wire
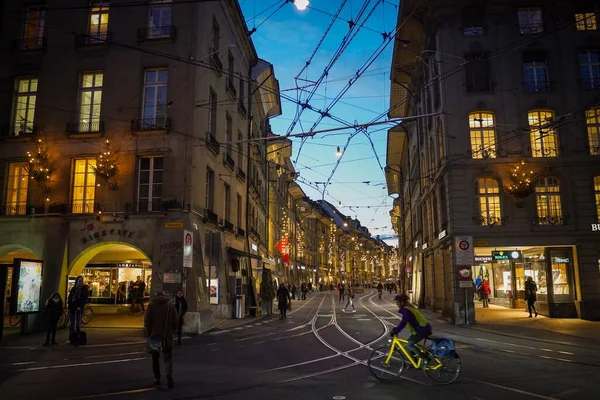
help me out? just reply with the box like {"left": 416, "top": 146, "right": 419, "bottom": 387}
{"left": 310, "top": 0, "right": 425, "bottom": 198}
{"left": 3, "top": 0, "right": 225, "bottom": 12}
{"left": 286, "top": 0, "right": 378, "bottom": 137}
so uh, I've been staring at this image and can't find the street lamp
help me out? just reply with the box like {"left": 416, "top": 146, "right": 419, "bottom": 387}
{"left": 293, "top": 0, "right": 309, "bottom": 11}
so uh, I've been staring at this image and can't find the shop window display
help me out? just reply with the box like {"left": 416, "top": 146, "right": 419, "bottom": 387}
{"left": 492, "top": 260, "right": 511, "bottom": 299}
{"left": 548, "top": 249, "right": 574, "bottom": 302}
{"left": 68, "top": 264, "right": 152, "bottom": 305}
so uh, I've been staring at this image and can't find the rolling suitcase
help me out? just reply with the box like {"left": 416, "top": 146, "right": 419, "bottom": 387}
{"left": 71, "top": 331, "right": 87, "bottom": 346}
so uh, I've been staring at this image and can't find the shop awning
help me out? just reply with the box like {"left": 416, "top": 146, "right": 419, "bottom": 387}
{"left": 227, "top": 247, "right": 262, "bottom": 260}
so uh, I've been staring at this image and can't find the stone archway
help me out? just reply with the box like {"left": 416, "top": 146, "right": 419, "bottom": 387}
{"left": 68, "top": 241, "right": 151, "bottom": 277}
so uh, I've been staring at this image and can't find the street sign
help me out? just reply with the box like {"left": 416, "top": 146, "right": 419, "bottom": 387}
{"left": 164, "top": 221, "right": 184, "bottom": 229}
{"left": 458, "top": 267, "right": 471, "bottom": 280}
{"left": 183, "top": 230, "right": 193, "bottom": 268}
{"left": 459, "top": 281, "right": 472, "bottom": 288}
{"left": 454, "top": 236, "right": 474, "bottom": 265}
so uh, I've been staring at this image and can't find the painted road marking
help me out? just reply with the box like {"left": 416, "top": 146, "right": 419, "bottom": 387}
{"left": 66, "top": 387, "right": 155, "bottom": 399}
{"left": 16, "top": 357, "right": 147, "bottom": 372}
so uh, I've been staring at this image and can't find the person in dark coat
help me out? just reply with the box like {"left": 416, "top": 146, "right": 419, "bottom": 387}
{"left": 174, "top": 290, "right": 188, "bottom": 346}
{"left": 290, "top": 284, "right": 297, "bottom": 300}
{"left": 145, "top": 291, "right": 179, "bottom": 389}
{"left": 525, "top": 276, "right": 538, "bottom": 317}
{"left": 130, "top": 276, "right": 146, "bottom": 313}
{"left": 43, "top": 292, "right": 63, "bottom": 346}
{"left": 276, "top": 283, "right": 290, "bottom": 320}
{"left": 67, "top": 276, "right": 89, "bottom": 343}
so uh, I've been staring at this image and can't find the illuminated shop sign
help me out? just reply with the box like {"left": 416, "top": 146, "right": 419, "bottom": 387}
{"left": 592, "top": 224, "right": 600, "bottom": 231}
{"left": 491, "top": 250, "right": 522, "bottom": 261}
{"left": 552, "top": 257, "right": 570, "bottom": 263}
{"left": 117, "top": 263, "right": 143, "bottom": 268}
{"left": 474, "top": 256, "right": 493, "bottom": 263}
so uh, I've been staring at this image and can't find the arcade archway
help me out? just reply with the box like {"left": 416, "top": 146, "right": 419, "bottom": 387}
{"left": 67, "top": 242, "right": 152, "bottom": 327}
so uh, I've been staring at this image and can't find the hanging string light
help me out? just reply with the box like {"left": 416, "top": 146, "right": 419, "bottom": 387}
{"left": 93, "top": 139, "right": 119, "bottom": 190}
{"left": 504, "top": 159, "right": 535, "bottom": 199}
{"left": 25, "top": 138, "right": 54, "bottom": 199}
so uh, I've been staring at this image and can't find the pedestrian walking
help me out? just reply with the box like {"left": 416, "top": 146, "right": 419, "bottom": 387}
{"left": 344, "top": 286, "right": 355, "bottom": 310}
{"left": 43, "top": 292, "right": 63, "bottom": 347}
{"left": 145, "top": 291, "right": 179, "bottom": 389}
{"left": 174, "top": 290, "right": 188, "bottom": 346}
{"left": 525, "top": 276, "right": 539, "bottom": 317}
{"left": 276, "top": 283, "right": 290, "bottom": 319}
{"left": 301, "top": 283, "right": 307, "bottom": 300}
{"left": 291, "top": 284, "right": 297, "bottom": 300}
{"left": 339, "top": 283, "right": 345, "bottom": 301}
{"left": 480, "top": 278, "right": 491, "bottom": 308}
{"left": 130, "top": 275, "right": 146, "bottom": 314}
{"left": 67, "top": 276, "right": 89, "bottom": 345}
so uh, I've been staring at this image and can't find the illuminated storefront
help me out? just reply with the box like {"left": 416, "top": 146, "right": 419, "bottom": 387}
{"left": 472, "top": 246, "right": 577, "bottom": 317}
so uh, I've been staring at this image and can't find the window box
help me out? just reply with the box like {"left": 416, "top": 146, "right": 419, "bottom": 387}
{"left": 224, "top": 220, "right": 234, "bottom": 233}
{"left": 236, "top": 227, "right": 245, "bottom": 237}
{"left": 12, "top": 37, "right": 47, "bottom": 52}
{"left": 131, "top": 117, "right": 171, "bottom": 134}
{"left": 76, "top": 31, "right": 113, "bottom": 47}
{"left": 138, "top": 26, "right": 176, "bottom": 42}
{"left": 224, "top": 152, "right": 235, "bottom": 170}
{"left": 204, "top": 208, "right": 218, "bottom": 225}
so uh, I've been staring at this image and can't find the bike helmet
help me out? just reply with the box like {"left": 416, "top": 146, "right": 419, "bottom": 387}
{"left": 394, "top": 293, "right": 410, "bottom": 303}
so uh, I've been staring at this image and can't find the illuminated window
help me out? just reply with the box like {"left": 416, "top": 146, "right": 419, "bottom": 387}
{"left": 587, "top": 108, "right": 600, "bottom": 155}
{"left": 469, "top": 112, "right": 496, "bottom": 158}
{"left": 138, "top": 156, "right": 163, "bottom": 212}
{"left": 78, "top": 72, "right": 103, "bottom": 132}
{"left": 148, "top": 0, "right": 172, "bottom": 38}
{"left": 6, "top": 163, "right": 29, "bottom": 215}
{"left": 142, "top": 68, "right": 168, "bottom": 127}
{"left": 474, "top": 178, "right": 502, "bottom": 225}
{"left": 518, "top": 7, "right": 543, "bottom": 34}
{"left": 528, "top": 110, "right": 558, "bottom": 157}
{"left": 535, "top": 177, "right": 562, "bottom": 224}
{"left": 88, "top": 1, "right": 109, "bottom": 41}
{"left": 594, "top": 176, "right": 600, "bottom": 222}
{"left": 576, "top": 12, "right": 597, "bottom": 31}
{"left": 72, "top": 159, "right": 97, "bottom": 214}
{"left": 11, "top": 78, "right": 38, "bottom": 137}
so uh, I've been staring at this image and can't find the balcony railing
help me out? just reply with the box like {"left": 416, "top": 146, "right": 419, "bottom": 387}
{"left": 519, "top": 23, "right": 544, "bottom": 35}
{"left": 473, "top": 216, "right": 507, "bottom": 226}
{"left": 12, "top": 36, "right": 47, "bottom": 52}
{"left": 138, "top": 26, "right": 177, "bottom": 42}
{"left": 76, "top": 31, "right": 113, "bottom": 47}
{"left": 581, "top": 77, "right": 600, "bottom": 90}
{"left": 524, "top": 80, "right": 552, "bottom": 93}
{"left": 224, "top": 152, "right": 235, "bottom": 170}
{"left": 127, "top": 199, "right": 181, "bottom": 213}
{"left": 463, "top": 26, "right": 485, "bottom": 37}
{"left": 1, "top": 123, "right": 38, "bottom": 139}
{"left": 532, "top": 215, "right": 569, "bottom": 225}
{"left": 466, "top": 81, "right": 494, "bottom": 93}
{"left": 67, "top": 120, "right": 105, "bottom": 134}
{"left": 226, "top": 77, "right": 237, "bottom": 98}
{"left": 207, "top": 132, "right": 220, "bottom": 155}
{"left": 236, "top": 168, "right": 246, "bottom": 182}
{"left": 237, "top": 227, "right": 245, "bottom": 237}
{"left": 204, "top": 208, "right": 219, "bottom": 225}
{"left": 69, "top": 203, "right": 101, "bottom": 214}
{"left": 1, "top": 204, "right": 30, "bottom": 216}
{"left": 131, "top": 117, "right": 171, "bottom": 133}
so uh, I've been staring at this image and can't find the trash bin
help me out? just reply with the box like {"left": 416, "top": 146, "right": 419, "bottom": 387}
{"left": 235, "top": 294, "right": 245, "bottom": 319}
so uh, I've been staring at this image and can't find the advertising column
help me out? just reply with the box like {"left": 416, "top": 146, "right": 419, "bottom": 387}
{"left": 9, "top": 259, "right": 44, "bottom": 333}
{"left": 454, "top": 236, "right": 475, "bottom": 325}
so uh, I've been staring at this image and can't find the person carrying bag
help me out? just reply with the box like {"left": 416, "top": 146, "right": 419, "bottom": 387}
{"left": 144, "top": 291, "right": 179, "bottom": 389}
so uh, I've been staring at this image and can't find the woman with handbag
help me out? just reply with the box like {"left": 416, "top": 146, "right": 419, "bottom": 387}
{"left": 144, "top": 291, "right": 179, "bottom": 389}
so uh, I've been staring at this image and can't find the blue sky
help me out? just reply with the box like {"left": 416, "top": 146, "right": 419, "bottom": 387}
{"left": 240, "top": 0, "right": 399, "bottom": 241}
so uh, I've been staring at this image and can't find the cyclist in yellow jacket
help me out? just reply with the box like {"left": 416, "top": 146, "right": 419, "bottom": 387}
{"left": 390, "top": 293, "right": 433, "bottom": 365}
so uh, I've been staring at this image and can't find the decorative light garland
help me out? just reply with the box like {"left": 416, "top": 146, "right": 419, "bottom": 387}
{"left": 25, "top": 138, "right": 54, "bottom": 199}
{"left": 504, "top": 160, "right": 535, "bottom": 199}
{"left": 93, "top": 139, "right": 119, "bottom": 190}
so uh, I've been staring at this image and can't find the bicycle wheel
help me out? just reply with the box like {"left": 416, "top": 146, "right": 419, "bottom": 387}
{"left": 368, "top": 345, "right": 406, "bottom": 382}
{"left": 9, "top": 315, "right": 21, "bottom": 327}
{"left": 423, "top": 352, "right": 461, "bottom": 385}
{"left": 82, "top": 306, "right": 93, "bottom": 325}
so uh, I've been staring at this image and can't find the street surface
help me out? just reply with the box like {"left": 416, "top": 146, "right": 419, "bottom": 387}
{"left": 1, "top": 290, "right": 599, "bottom": 400}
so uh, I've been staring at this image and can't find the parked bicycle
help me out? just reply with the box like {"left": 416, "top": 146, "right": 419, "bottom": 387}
{"left": 58, "top": 305, "right": 93, "bottom": 329}
{"left": 368, "top": 335, "right": 461, "bottom": 385}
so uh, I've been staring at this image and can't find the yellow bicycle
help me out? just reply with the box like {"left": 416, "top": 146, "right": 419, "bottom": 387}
{"left": 368, "top": 335, "right": 461, "bottom": 384}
